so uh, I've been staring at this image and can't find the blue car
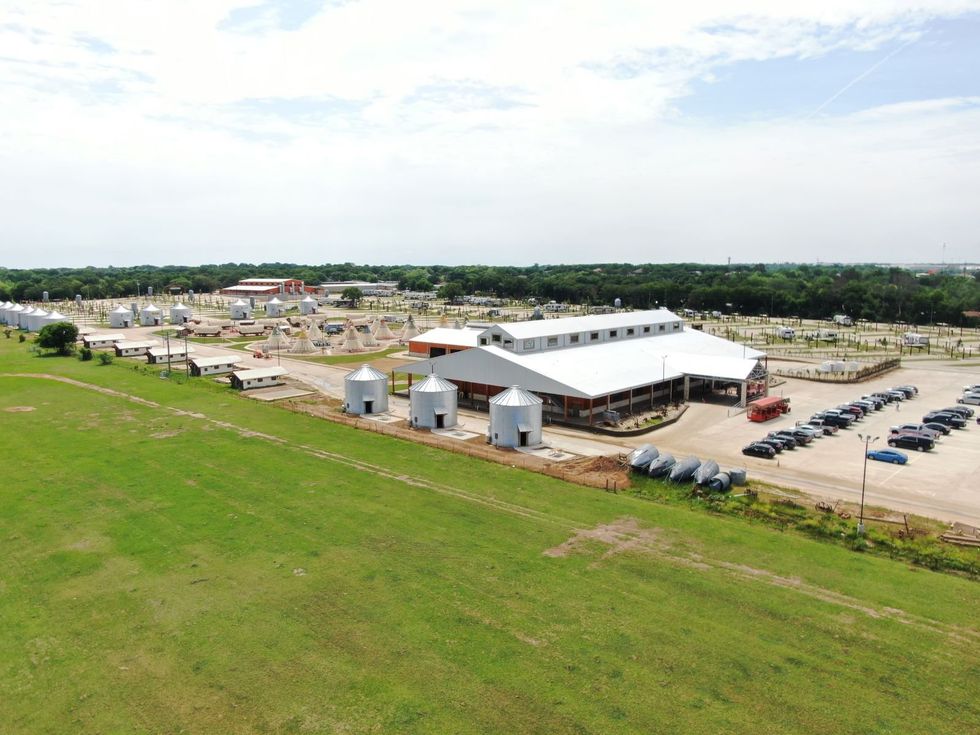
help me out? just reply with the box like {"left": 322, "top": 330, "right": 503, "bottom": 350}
{"left": 867, "top": 448, "right": 909, "bottom": 465}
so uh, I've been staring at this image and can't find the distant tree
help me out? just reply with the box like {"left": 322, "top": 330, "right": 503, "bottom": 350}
{"left": 37, "top": 322, "right": 78, "bottom": 356}
{"left": 438, "top": 282, "right": 465, "bottom": 302}
{"left": 341, "top": 287, "right": 363, "bottom": 305}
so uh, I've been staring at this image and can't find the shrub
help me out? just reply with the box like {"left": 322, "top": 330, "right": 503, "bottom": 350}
{"left": 78, "top": 347, "right": 93, "bottom": 361}
{"left": 97, "top": 352, "right": 113, "bottom": 365}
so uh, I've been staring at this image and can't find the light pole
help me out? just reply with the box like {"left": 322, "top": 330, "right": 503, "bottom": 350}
{"left": 857, "top": 433, "right": 879, "bottom": 535}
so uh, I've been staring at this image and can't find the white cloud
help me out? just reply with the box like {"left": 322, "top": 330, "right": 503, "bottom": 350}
{"left": 1, "top": 1, "right": 979, "bottom": 266}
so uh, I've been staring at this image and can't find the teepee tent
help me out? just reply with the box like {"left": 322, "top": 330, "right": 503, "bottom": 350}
{"left": 307, "top": 320, "right": 324, "bottom": 345}
{"left": 400, "top": 315, "right": 420, "bottom": 342}
{"left": 342, "top": 324, "right": 363, "bottom": 352}
{"left": 374, "top": 319, "right": 396, "bottom": 341}
{"left": 360, "top": 327, "right": 378, "bottom": 348}
{"left": 263, "top": 325, "right": 292, "bottom": 352}
{"left": 368, "top": 317, "right": 380, "bottom": 335}
{"left": 288, "top": 329, "right": 317, "bottom": 354}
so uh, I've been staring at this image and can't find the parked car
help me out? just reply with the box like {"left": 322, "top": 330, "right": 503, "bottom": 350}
{"left": 816, "top": 410, "right": 854, "bottom": 427}
{"left": 889, "top": 424, "right": 940, "bottom": 440}
{"left": 743, "top": 442, "right": 776, "bottom": 458}
{"left": 944, "top": 405, "right": 975, "bottom": 418}
{"left": 793, "top": 424, "right": 823, "bottom": 440}
{"left": 923, "top": 421, "right": 951, "bottom": 436}
{"left": 768, "top": 431, "right": 798, "bottom": 449}
{"left": 891, "top": 386, "right": 916, "bottom": 399}
{"left": 860, "top": 395, "right": 887, "bottom": 409}
{"left": 852, "top": 400, "right": 878, "bottom": 413}
{"left": 757, "top": 438, "right": 784, "bottom": 453}
{"left": 867, "top": 448, "right": 909, "bottom": 464}
{"left": 887, "top": 433, "right": 935, "bottom": 451}
{"left": 871, "top": 391, "right": 896, "bottom": 403}
{"left": 838, "top": 404, "right": 866, "bottom": 419}
{"left": 962, "top": 384, "right": 980, "bottom": 393}
{"left": 806, "top": 418, "right": 838, "bottom": 435}
{"left": 786, "top": 427, "right": 814, "bottom": 444}
{"left": 923, "top": 412, "right": 967, "bottom": 429}
{"left": 886, "top": 390, "right": 907, "bottom": 401}
{"left": 958, "top": 393, "right": 980, "bottom": 406}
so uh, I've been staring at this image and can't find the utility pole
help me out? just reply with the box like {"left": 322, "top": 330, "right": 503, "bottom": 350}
{"left": 857, "top": 433, "right": 879, "bottom": 535}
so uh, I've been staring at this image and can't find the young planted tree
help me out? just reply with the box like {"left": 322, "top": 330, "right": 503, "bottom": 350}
{"left": 36, "top": 321, "right": 79, "bottom": 356}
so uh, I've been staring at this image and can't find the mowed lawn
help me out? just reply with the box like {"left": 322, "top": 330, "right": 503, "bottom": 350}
{"left": 1, "top": 346, "right": 979, "bottom": 733}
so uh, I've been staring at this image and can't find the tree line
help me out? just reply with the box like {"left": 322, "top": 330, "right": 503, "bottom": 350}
{"left": 1, "top": 262, "right": 977, "bottom": 325}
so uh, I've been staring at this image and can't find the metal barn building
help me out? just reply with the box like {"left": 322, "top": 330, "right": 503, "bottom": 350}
{"left": 394, "top": 310, "right": 768, "bottom": 427}
{"left": 489, "top": 386, "right": 543, "bottom": 448}
{"left": 409, "top": 374, "right": 458, "bottom": 429}
{"left": 344, "top": 364, "right": 389, "bottom": 415}
{"left": 83, "top": 334, "right": 125, "bottom": 349}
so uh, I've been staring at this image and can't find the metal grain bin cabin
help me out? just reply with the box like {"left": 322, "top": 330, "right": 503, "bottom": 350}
{"left": 109, "top": 305, "right": 134, "bottom": 328}
{"left": 26, "top": 308, "right": 49, "bottom": 332}
{"left": 139, "top": 304, "right": 163, "bottom": 326}
{"left": 41, "top": 310, "right": 69, "bottom": 328}
{"left": 344, "top": 364, "right": 389, "bottom": 415}
{"left": 299, "top": 295, "right": 319, "bottom": 315}
{"left": 170, "top": 302, "right": 193, "bottom": 324}
{"left": 265, "top": 296, "right": 286, "bottom": 317}
{"left": 229, "top": 299, "right": 253, "bottom": 320}
{"left": 489, "top": 385, "right": 543, "bottom": 448}
{"left": 5, "top": 304, "right": 24, "bottom": 326}
{"left": 409, "top": 373, "right": 458, "bottom": 429}
{"left": 17, "top": 306, "right": 36, "bottom": 329}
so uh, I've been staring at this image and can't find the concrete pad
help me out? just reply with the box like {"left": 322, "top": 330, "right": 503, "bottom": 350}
{"left": 244, "top": 387, "right": 313, "bottom": 401}
{"left": 431, "top": 427, "right": 481, "bottom": 441}
{"left": 516, "top": 445, "right": 578, "bottom": 462}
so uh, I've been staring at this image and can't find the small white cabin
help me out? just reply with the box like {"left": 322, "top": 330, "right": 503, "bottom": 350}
{"left": 146, "top": 345, "right": 195, "bottom": 364}
{"left": 230, "top": 366, "right": 287, "bottom": 390}
{"left": 83, "top": 333, "right": 125, "bottom": 349}
{"left": 114, "top": 340, "right": 156, "bottom": 357}
{"left": 189, "top": 355, "right": 244, "bottom": 376}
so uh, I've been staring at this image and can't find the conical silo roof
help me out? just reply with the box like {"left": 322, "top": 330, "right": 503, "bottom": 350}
{"left": 232, "top": 299, "right": 248, "bottom": 306}
{"left": 346, "top": 364, "right": 387, "bottom": 382}
{"left": 490, "top": 385, "right": 543, "bottom": 407}
{"left": 111, "top": 305, "right": 131, "bottom": 314}
{"left": 267, "top": 296, "right": 283, "bottom": 305}
{"left": 410, "top": 373, "right": 457, "bottom": 393}
{"left": 142, "top": 303, "right": 161, "bottom": 312}
{"left": 44, "top": 310, "right": 68, "bottom": 322}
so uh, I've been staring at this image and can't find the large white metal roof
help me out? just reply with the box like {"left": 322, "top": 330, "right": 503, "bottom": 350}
{"left": 489, "top": 309, "right": 678, "bottom": 341}
{"left": 148, "top": 345, "right": 196, "bottom": 356}
{"left": 84, "top": 333, "right": 124, "bottom": 342}
{"left": 116, "top": 340, "right": 157, "bottom": 349}
{"left": 395, "top": 328, "right": 763, "bottom": 399}
{"left": 410, "top": 327, "right": 483, "bottom": 349}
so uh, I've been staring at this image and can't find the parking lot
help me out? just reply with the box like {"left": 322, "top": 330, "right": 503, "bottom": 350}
{"left": 647, "top": 361, "right": 980, "bottom": 525}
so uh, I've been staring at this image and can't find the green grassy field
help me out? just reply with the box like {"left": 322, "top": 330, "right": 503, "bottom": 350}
{"left": 1, "top": 338, "right": 979, "bottom": 734}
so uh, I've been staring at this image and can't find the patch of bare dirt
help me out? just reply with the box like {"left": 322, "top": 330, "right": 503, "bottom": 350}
{"left": 544, "top": 517, "right": 662, "bottom": 559}
{"left": 150, "top": 430, "right": 183, "bottom": 439}
{"left": 4, "top": 406, "right": 35, "bottom": 412}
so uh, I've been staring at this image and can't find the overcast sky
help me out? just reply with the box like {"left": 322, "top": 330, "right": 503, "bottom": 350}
{"left": 2, "top": 1, "right": 979, "bottom": 268}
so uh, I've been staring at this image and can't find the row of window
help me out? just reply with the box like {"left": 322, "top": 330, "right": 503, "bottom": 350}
{"left": 482, "top": 323, "right": 681, "bottom": 350}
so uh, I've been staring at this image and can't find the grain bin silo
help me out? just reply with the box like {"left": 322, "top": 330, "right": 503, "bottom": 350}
{"left": 299, "top": 295, "right": 319, "bottom": 315}
{"left": 6, "top": 304, "right": 24, "bottom": 326}
{"left": 229, "top": 299, "right": 252, "bottom": 320}
{"left": 17, "top": 306, "right": 36, "bottom": 329}
{"left": 409, "top": 374, "right": 458, "bottom": 429}
{"left": 170, "top": 302, "right": 193, "bottom": 324}
{"left": 344, "top": 364, "right": 389, "bottom": 415}
{"left": 0, "top": 302, "right": 11, "bottom": 324}
{"left": 41, "top": 310, "right": 69, "bottom": 327}
{"left": 489, "top": 386, "right": 543, "bottom": 448}
{"left": 265, "top": 296, "right": 285, "bottom": 317}
{"left": 27, "top": 308, "right": 49, "bottom": 332}
{"left": 109, "top": 305, "right": 134, "bottom": 328}
{"left": 140, "top": 303, "right": 163, "bottom": 326}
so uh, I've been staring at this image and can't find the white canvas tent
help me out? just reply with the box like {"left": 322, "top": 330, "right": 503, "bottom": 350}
{"left": 288, "top": 329, "right": 317, "bottom": 354}
{"left": 400, "top": 315, "right": 420, "bottom": 342}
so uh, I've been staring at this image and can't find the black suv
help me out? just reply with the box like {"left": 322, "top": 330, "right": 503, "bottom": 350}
{"left": 924, "top": 412, "right": 967, "bottom": 429}
{"left": 888, "top": 433, "right": 934, "bottom": 451}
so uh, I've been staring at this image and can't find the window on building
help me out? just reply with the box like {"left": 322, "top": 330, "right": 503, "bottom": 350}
{"left": 609, "top": 330, "right": 618, "bottom": 338}
{"left": 626, "top": 328, "right": 635, "bottom": 336}
{"left": 643, "top": 326, "right": 650, "bottom": 334}
{"left": 491, "top": 333, "right": 501, "bottom": 343}
{"left": 547, "top": 336, "right": 559, "bottom": 347}
{"left": 658, "top": 324, "right": 666, "bottom": 332}
{"left": 523, "top": 339, "right": 535, "bottom": 349}
{"left": 673, "top": 322, "right": 681, "bottom": 330}
{"left": 570, "top": 334, "right": 580, "bottom": 344}
{"left": 480, "top": 337, "right": 488, "bottom": 345}
{"left": 590, "top": 332, "right": 599, "bottom": 341}
{"left": 503, "top": 339, "right": 513, "bottom": 348}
